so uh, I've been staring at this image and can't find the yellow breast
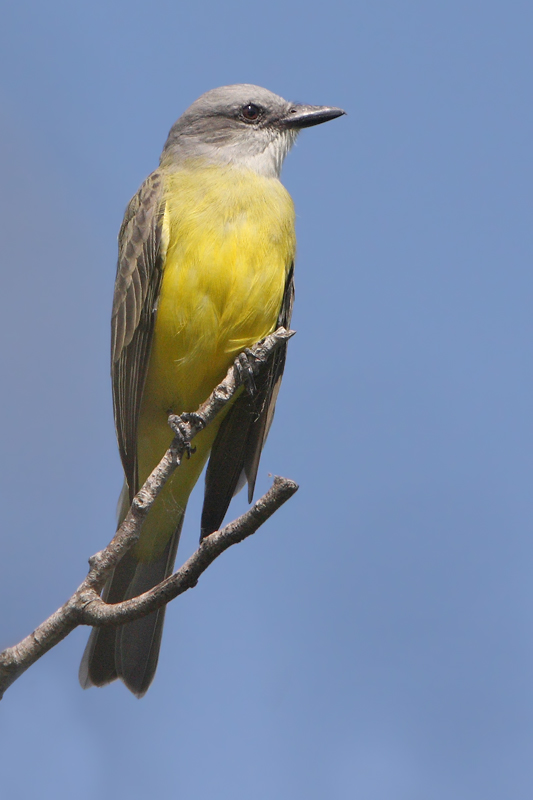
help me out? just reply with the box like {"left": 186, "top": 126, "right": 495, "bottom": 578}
{"left": 146, "top": 161, "right": 296, "bottom": 415}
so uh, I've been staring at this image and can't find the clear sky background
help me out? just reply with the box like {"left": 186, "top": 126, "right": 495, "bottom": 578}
{"left": 0, "top": 1, "right": 532, "bottom": 798}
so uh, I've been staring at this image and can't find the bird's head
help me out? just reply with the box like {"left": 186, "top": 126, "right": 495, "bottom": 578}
{"left": 161, "top": 84, "right": 345, "bottom": 177}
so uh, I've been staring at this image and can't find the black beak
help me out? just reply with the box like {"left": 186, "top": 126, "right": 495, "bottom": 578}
{"left": 280, "top": 104, "right": 346, "bottom": 129}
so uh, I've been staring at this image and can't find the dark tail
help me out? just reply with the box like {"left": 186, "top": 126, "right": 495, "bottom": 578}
{"left": 79, "top": 514, "right": 183, "bottom": 698}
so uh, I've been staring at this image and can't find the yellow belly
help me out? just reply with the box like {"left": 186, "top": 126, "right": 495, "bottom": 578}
{"left": 134, "top": 162, "right": 295, "bottom": 560}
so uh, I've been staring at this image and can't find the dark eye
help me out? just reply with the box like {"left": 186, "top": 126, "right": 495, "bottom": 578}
{"left": 241, "top": 103, "right": 261, "bottom": 122}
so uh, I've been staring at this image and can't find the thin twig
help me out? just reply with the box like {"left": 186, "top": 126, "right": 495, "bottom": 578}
{"left": 0, "top": 328, "right": 297, "bottom": 699}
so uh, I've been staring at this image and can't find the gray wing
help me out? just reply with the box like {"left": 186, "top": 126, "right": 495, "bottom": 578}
{"left": 200, "top": 263, "right": 295, "bottom": 538}
{"left": 111, "top": 170, "right": 165, "bottom": 497}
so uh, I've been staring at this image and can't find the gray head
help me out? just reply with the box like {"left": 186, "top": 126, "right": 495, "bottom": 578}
{"left": 161, "top": 84, "right": 345, "bottom": 178}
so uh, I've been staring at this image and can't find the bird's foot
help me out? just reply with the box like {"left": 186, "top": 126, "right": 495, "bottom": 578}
{"left": 180, "top": 412, "right": 207, "bottom": 432}
{"left": 168, "top": 413, "right": 202, "bottom": 459}
{"left": 234, "top": 349, "right": 257, "bottom": 395}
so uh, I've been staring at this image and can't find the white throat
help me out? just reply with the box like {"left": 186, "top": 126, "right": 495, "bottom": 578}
{"left": 233, "top": 129, "right": 298, "bottom": 178}
{"left": 164, "top": 128, "right": 298, "bottom": 179}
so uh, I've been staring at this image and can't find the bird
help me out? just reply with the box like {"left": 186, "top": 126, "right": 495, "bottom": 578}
{"left": 79, "top": 84, "right": 345, "bottom": 697}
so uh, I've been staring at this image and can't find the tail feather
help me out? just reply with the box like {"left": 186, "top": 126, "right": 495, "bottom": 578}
{"left": 79, "top": 512, "right": 184, "bottom": 697}
{"left": 78, "top": 549, "right": 136, "bottom": 689}
{"left": 115, "top": 523, "right": 181, "bottom": 697}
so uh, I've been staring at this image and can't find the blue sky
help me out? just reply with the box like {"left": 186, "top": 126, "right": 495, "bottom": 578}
{"left": 0, "top": 1, "right": 532, "bottom": 798}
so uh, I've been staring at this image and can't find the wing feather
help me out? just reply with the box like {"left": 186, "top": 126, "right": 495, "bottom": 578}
{"left": 111, "top": 170, "right": 165, "bottom": 497}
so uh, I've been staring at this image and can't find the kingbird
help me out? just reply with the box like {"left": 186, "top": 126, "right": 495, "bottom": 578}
{"left": 80, "top": 84, "right": 345, "bottom": 697}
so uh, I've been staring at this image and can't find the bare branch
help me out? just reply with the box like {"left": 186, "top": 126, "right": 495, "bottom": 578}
{"left": 80, "top": 476, "right": 297, "bottom": 625}
{"left": 0, "top": 328, "right": 297, "bottom": 699}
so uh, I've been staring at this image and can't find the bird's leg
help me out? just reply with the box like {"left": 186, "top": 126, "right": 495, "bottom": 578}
{"left": 168, "top": 412, "right": 206, "bottom": 459}
{"left": 234, "top": 349, "right": 257, "bottom": 395}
